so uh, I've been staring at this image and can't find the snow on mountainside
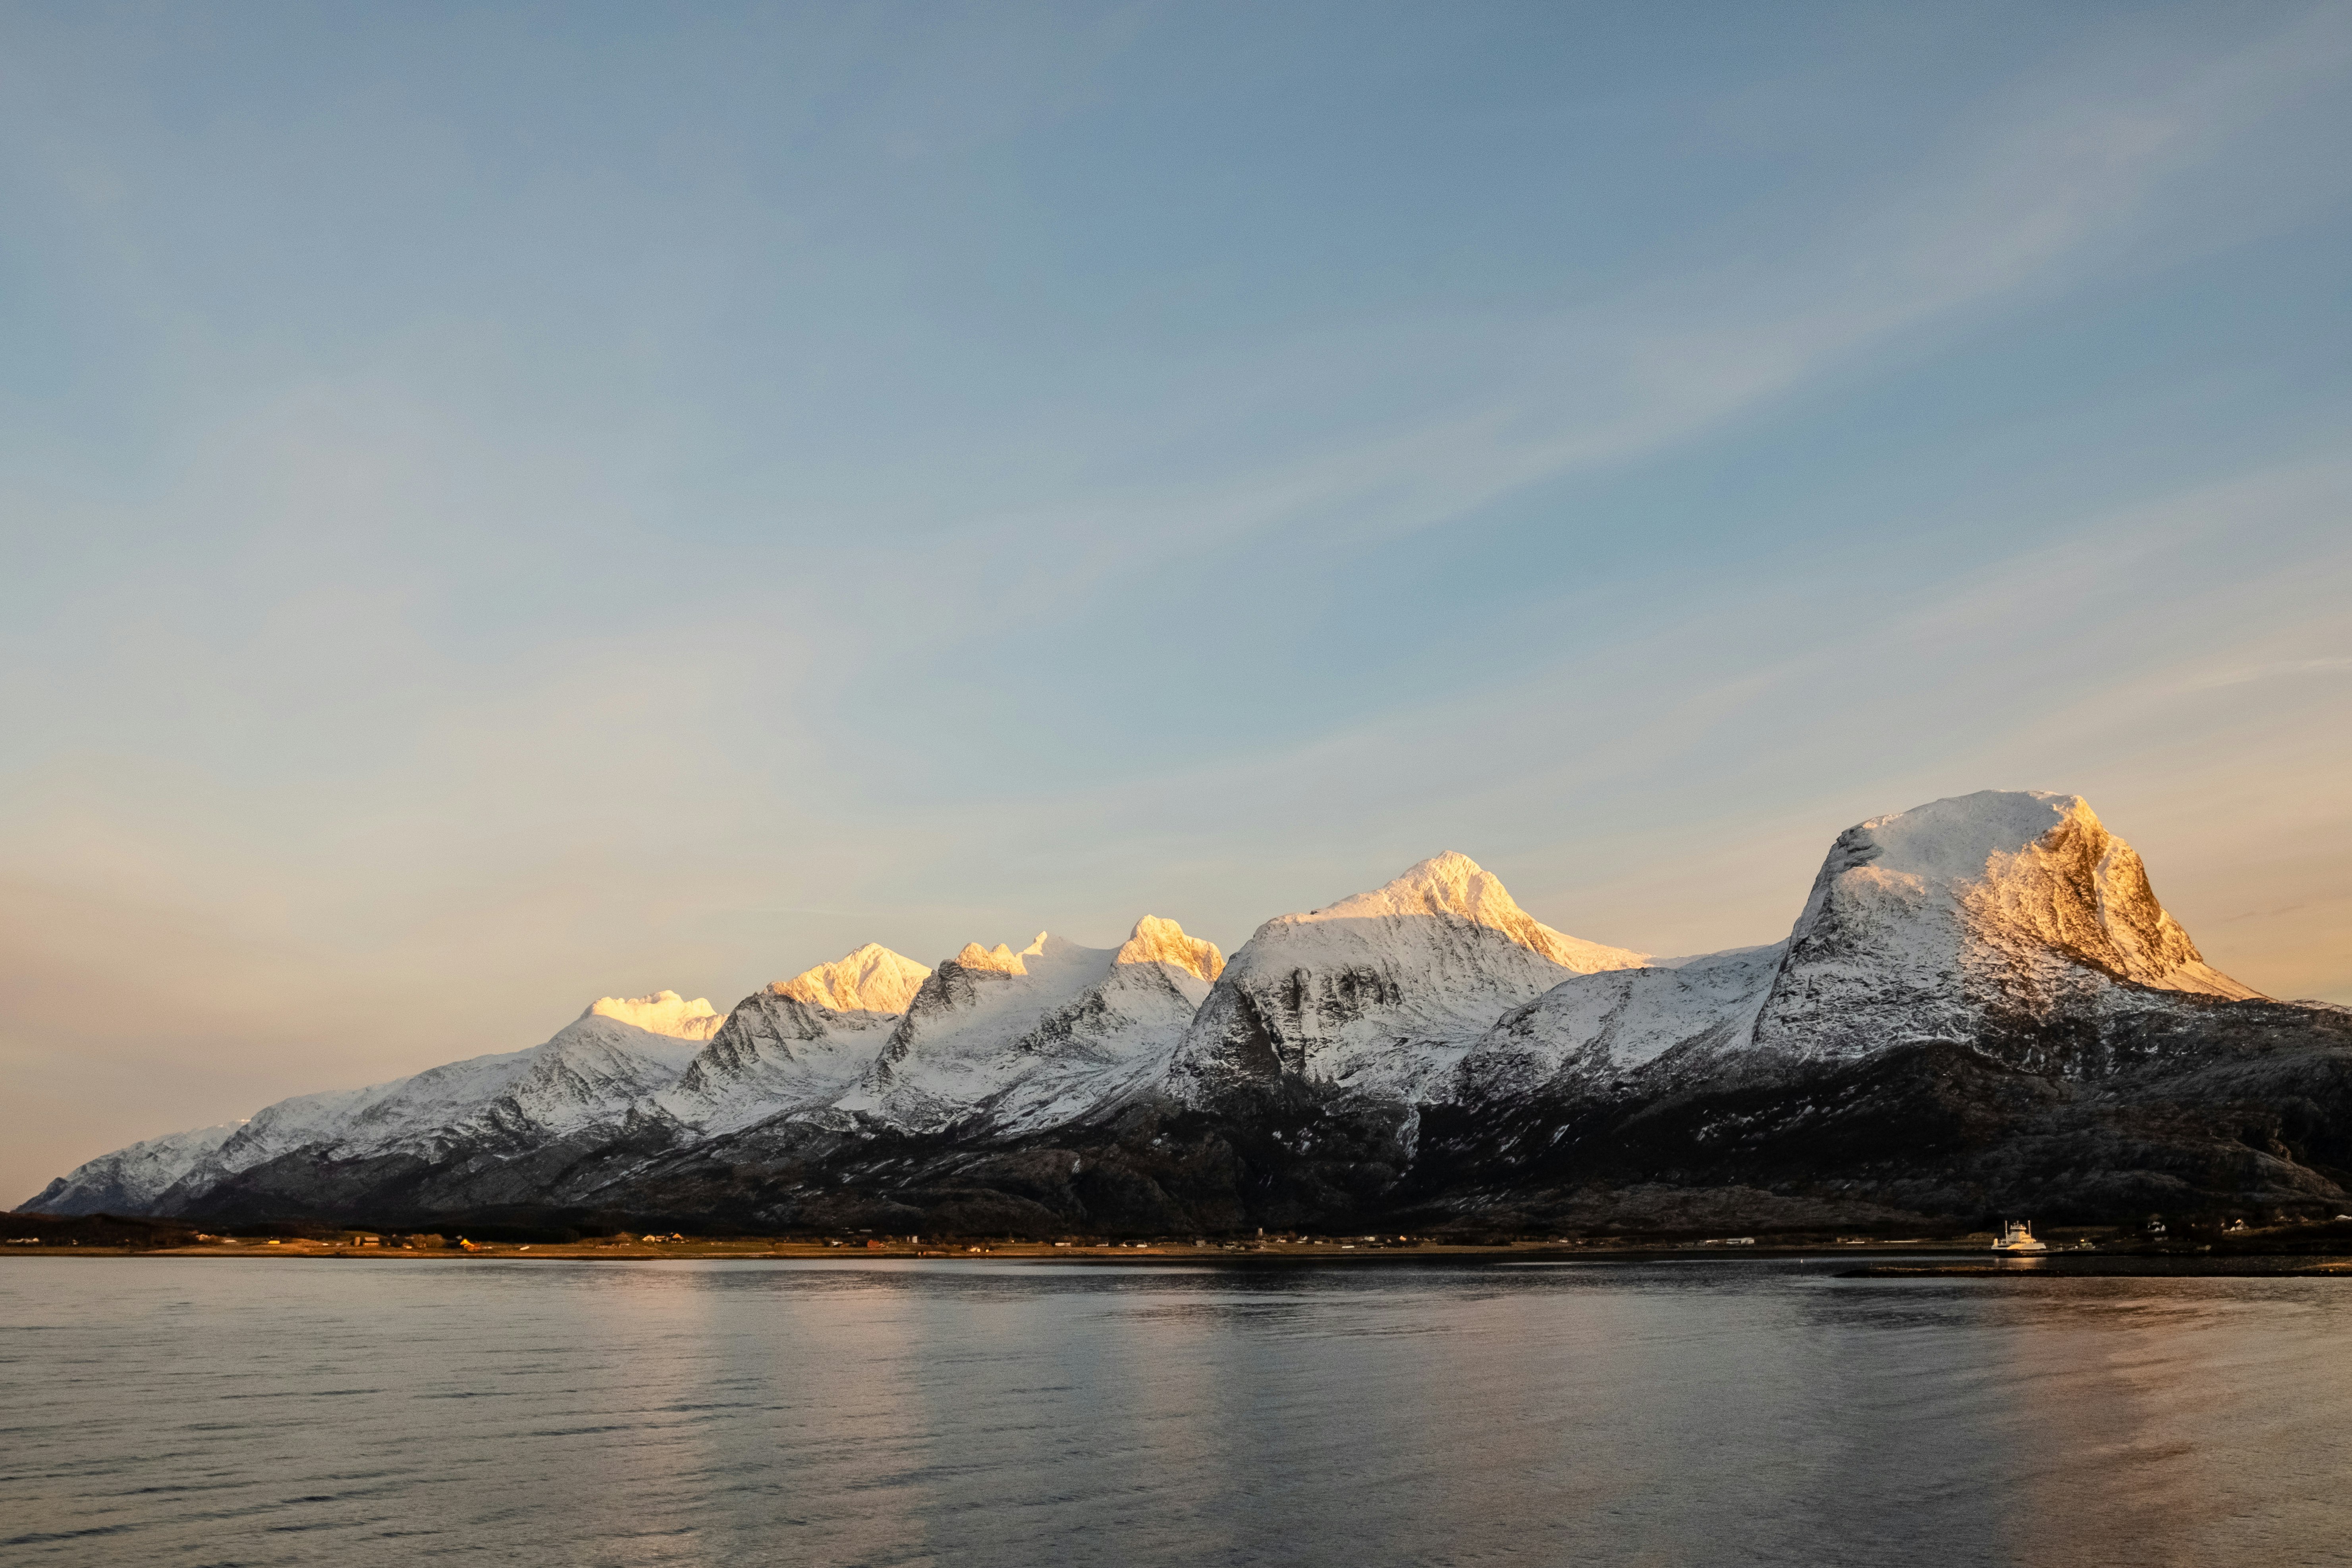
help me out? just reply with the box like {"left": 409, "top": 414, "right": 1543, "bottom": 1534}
{"left": 18, "top": 1121, "right": 243, "bottom": 1215}
{"left": 654, "top": 945, "right": 931, "bottom": 1134}
{"left": 1452, "top": 790, "right": 2267, "bottom": 1103}
{"left": 837, "top": 920, "right": 1224, "bottom": 1134}
{"left": 181, "top": 1009, "right": 704, "bottom": 1197}
{"left": 21, "top": 1050, "right": 529, "bottom": 1214}
{"left": 482, "top": 1012, "right": 706, "bottom": 1136}
{"left": 27, "top": 993, "right": 716, "bottom": 1215}
{"left": 1455, "top": 943, "right": 1788, "bottom": 1102}
{"left": 1170, "top": 852, "right": 1648, "bottom": 1104}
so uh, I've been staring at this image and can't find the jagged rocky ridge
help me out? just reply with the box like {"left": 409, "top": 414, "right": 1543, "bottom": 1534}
{"left": 24, "top": 793, "right": 2352, "bottom": 1233}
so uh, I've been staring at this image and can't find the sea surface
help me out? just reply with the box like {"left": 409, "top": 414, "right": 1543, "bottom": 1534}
{"left": 4, "top": 1256, "right": 2349, "bottom": 1566}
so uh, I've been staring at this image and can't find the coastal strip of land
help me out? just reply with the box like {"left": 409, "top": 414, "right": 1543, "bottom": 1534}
{"left": 10, "top": 1212, "right": 2352, "bottom": 1272}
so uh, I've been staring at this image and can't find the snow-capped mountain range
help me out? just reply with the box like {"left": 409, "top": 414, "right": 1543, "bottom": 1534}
{"left": 25, "top": 791, "right": 2352, "bottom": 1231}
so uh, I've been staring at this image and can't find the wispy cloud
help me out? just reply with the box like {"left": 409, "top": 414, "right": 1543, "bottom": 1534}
{"left": 884, "top": 2, "right": 2352, "bottom": 633}
{"left": 2185, "top": 657, "right": 2352, "bottom": 691}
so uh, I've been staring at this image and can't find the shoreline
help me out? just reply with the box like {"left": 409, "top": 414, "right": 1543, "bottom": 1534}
{"left": 10, "top": 1240, "right": 2352, "bottom": 1274}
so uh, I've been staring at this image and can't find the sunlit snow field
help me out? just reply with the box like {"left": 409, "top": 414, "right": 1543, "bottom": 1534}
{"left": 5, "top": 1258, "right": 2349, "bottom": 1566}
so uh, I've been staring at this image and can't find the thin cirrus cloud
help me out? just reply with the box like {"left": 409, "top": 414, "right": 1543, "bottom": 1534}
{"left": 808, "top": 1, "right": 2352, "bottom": 697}
{"left": 2186, "top": 658, "right": 2352, "bottom": 692}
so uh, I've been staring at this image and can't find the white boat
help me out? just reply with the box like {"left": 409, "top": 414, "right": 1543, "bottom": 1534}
{"left": 1991, "top": 1220, "right": 2047, "bottom": 1255}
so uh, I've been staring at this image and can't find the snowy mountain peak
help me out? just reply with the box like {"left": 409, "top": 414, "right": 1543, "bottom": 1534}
{"left": 1457, "top": 790, "right": 2278, "bottom": 1102}
{"left": 1169, "top": 854, "right": 1648, "bottom": 1104}
{"left": 1746, "top": 788, "right": 2261, "bottom": 1064}
{"left": 953, "top": 941, "right": 1028, "bottom": 976}
{"left": 1114, "top": 916, "right": 1224, "bottom": 982}
{"left": 583, "top": 991, "right": 725, "bottom": 1040}
{"left": 1789, "top": 789, "right": 2257, "bottom": 999}
{"left": 771, "top": 943, "right": 931, "bottom": 1014}
{"left": 1304, "top": 851, "right": 1649, "bottom": 973}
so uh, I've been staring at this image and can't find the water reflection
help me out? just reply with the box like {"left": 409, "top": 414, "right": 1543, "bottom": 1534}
{"left": 3, "top": 1259, "right": 2348, "bottom": 1566}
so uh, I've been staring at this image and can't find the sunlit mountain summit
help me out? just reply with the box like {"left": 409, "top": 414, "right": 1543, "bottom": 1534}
{"left": 25, "top": 791, "right": 2350, "bottom": 1234}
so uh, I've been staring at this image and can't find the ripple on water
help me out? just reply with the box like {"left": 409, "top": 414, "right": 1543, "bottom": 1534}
{"left": 3, "top": 1258, "right": 2350, "bottom": 1567}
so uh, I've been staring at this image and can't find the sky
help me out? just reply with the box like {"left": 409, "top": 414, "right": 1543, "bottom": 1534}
{"left": 4, "top": 0, "right": 2350, "bottom": 1203}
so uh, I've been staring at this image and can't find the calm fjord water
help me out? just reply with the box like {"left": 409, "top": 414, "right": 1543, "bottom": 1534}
{"left": 4, "top": 1257, "right": 2348, "bottom": 1567}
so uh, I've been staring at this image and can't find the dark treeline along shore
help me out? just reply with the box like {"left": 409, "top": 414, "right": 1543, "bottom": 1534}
{"left": 19, "top": 791, "right": 2352, "bottom": 1244}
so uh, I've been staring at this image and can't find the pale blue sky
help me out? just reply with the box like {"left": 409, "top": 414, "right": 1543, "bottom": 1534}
{"left": 5, "top": 2, "right": 2350, "bottom": 1200}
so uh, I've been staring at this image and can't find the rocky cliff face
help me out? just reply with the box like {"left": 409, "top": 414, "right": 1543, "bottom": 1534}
{"left": 24, "top": 793, "right": 2350, "bottom": 1234}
